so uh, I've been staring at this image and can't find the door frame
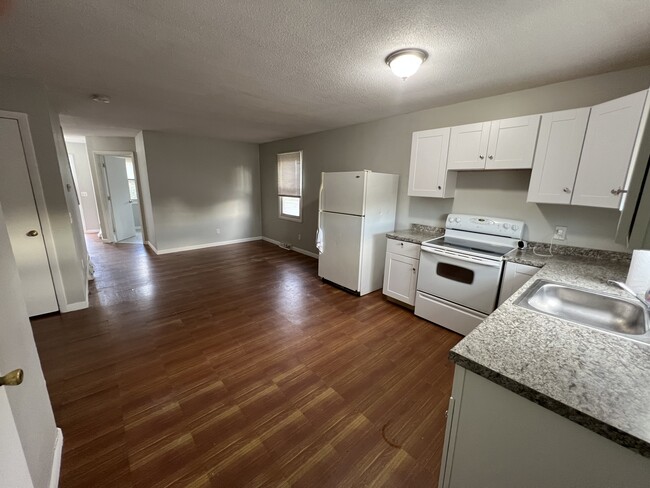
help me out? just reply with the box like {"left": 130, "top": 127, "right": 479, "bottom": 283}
{"left": 92, "top": 150, "right": 147, "bottom": 243}
{"left": 0, "top": 109, "right": 65, "bottom": 311}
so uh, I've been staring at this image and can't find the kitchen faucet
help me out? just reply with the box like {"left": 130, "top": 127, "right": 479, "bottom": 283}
{"left": 607, "top": 280, "right": 650, "bottom": 309}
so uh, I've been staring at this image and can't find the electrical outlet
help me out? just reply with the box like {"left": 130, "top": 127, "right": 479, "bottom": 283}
{"left": 216, "top": 228, "right": 221, "bottom": 234}
{"left": 298, "top": 233, "right": 301, "bottom": 240}
{"left": 554, "top": 226, "right": 567, "bottom": 240}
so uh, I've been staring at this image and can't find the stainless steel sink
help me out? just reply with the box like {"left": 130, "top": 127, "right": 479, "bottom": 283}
{"left": 514, "top": 280, "right": 650, "bottom": 343}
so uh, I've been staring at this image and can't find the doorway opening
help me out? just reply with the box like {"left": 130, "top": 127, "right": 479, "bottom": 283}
{"left": 96, "top": 152, "right": 145, "bottom": 245}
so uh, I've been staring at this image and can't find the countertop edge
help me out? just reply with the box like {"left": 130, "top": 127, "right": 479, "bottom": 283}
{"left": 449, "top": 350, "right": 650, "bottom": 458}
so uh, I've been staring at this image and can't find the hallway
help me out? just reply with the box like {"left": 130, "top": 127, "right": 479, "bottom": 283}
{"left": 31, "top": 236, "right": 460, "bottom": 487}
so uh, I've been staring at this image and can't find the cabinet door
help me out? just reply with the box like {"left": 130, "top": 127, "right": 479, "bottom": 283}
{"left": 527, "top": 108, "right": 590, "bottom": 204}
{"left": 571, "top": 90, "right": 648, "bottom": 209}
{"left": 497, "top": 262, "right": 539, "bottom": 306}
{"left": 408, "top": 128, "right": 455, "bottom": 198}
{"left": 485, "top": 115, "right": 541, "bottom": 170}
{"left": 383, "top": 252, "right": 418, "bottom": 305}
{"left": 447, "top": 122, "right": 490, "bottom": 170}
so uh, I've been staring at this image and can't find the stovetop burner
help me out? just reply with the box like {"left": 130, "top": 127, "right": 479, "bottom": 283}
{"left": 421, "top": 213, "right": 526, "bottom": 260}
{"left": 424, "top": 235, "right": 515, "bottom": 259}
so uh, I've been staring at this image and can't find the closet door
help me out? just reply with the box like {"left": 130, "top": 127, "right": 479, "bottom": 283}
{"left": 0, "top": 117, "right": 58, "bottom": 316}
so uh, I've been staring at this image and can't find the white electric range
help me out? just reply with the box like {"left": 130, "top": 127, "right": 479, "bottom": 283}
{"left": 415, "top": 213, "right": 525, "bottom": 336}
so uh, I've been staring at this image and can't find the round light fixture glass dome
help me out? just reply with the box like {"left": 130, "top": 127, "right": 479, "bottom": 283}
{"left": 385, "top": 49, "right": 428, "bottom": 80}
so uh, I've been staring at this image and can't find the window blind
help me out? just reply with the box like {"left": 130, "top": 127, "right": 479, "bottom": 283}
{"left": 277, "top": 152, "right": 302, "bottom": 197}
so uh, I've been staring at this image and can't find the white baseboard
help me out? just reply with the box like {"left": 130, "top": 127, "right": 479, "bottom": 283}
{"left": 293, "top": 246, "right": 319, "bottom": 259}
{"left": 49, "top": 428, "right": 63, "bottom": 488}
{"left": 150, "top": 236, "right": 263, "bottom": 255}
{"left": 262, "top": 237, "right": 319, "bottom": 259}
{"left": 144, "top": 240, "right": 158, "bottom": 254}
{"left": 60, "top": 299, "right": 89, "bottom": 313}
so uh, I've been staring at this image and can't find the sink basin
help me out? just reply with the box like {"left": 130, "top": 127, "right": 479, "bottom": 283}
{"left": 514, "top": 280, "right": 649, "bottom": 342}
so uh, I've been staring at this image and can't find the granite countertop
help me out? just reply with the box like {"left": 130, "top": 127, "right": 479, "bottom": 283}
{"left": 505, "top": 242, "right": 632, "bottom": 268}
{"left": 450, "top": 253, "right": 650, "bottom": 457}
{"left": 386, "top": 225, "right": 444, "bottom": 244}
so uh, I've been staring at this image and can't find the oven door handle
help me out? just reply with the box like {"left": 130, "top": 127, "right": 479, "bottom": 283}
{"left": 420, "top": 246, "right": 502, "bottom": 268}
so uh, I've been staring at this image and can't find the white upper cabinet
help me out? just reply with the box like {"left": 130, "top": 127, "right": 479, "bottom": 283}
{"left": 447, "top": 122, "right": 490, "bottom": 170}
{"left": 408, "top": 128, "right": 456, "bottom": 198}
{"left": 527, "top": 108, "right": 590, "bottom": 204}
{"left": 448, "top": 117, "right": 540, "bottom": 171}
{"left": 485, "top": 115, "right": 541, "bottom": 170}
{"left": 571, "top": 90, "right": 648, "bottom": 209}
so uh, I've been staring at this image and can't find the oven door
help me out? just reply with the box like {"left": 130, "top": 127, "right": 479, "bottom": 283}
{"left": 417, "top": 246, "right": 503, "bottom": 314}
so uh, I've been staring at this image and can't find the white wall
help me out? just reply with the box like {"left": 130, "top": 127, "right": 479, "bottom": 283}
{"left": 260, "top": 66, "right": 650, "bottom": 253}
{"left": 137, "top": 130, "right": 261, "bottom": 252}
{"left": 66, "top": 141, "right": 101, "bottom": 232}
{"left": 0, "top": 76, "right": 87, "bottom": 308}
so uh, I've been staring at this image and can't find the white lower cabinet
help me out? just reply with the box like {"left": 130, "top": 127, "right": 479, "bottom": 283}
{"left": 497, "top": 261, "right": 539, "bottom": 306}
{"left": 439, "top": 366, "right": 650, "bottom": 488}
{"left": 383, "top": 238, "right": 420, "bottom": 306}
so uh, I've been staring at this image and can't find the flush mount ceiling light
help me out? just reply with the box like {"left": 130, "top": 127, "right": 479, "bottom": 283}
{"left": 91, "top": 94, "right": 111, "bottom": 103}
{"left": 385, "top": 48, "right": 428, "bottom": 80}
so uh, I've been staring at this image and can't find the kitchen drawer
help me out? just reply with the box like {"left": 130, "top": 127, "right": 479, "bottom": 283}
{"left": 387, "top": 238, "right": 421, "bottom": 259}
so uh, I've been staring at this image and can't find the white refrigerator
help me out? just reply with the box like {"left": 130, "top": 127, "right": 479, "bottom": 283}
{"left": 317, "top": 170, "right": 399, "bottom": 295}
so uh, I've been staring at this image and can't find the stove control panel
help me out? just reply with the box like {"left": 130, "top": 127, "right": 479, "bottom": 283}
{"left": 445, "top": 214, "right": 525, "bottom": 239}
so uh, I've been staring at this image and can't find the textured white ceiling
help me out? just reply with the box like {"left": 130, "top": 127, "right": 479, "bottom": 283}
{"left": 1, "top": 1, "right": 649, "bottom": 142}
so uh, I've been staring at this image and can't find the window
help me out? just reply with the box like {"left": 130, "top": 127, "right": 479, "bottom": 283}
{"left": 277, "top": 151, "right": 302, "bottom": 221}
{"left": 125, "top": 158, "right": 138, "bottom": 201}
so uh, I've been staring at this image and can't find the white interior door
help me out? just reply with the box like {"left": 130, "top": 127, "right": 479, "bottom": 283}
{"left": 317, "top": 212, "right": 363, "bottom": 292}
{"left": 0, "top": 117, "right": 58, "bottom": 317}
{"left": 0, "top": 204, "right": 60, "bottom": 488}
{"left": 103, "top": 155, "right": 136, "bottom": 241}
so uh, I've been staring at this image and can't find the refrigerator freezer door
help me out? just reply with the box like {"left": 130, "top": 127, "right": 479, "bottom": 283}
{"left": 320, "top": 171, "right": 367, "bottom": 216}
{"left": 318, "top": 212, "right": 364, "bottom": 292}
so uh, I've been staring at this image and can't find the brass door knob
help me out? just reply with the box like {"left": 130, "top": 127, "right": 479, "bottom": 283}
{"left": 26, "top": 230, "right": 39, "bottom": 237}
{"left": 0, "top": 369, "right": 23, "bottom": 386}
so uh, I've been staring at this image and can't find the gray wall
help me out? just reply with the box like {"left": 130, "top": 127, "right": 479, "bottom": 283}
{"left": 66, "top": 141, "right": 101, "bottom": 232}
{"left": 0, "top": 76, "right": 87, "bottom": 307}
{"left": 135, "top": 132, "right": 156, "bottom": 246}
{"left": 85, "top": 136, "right": 138, "bottom": 240}
{"left": 139, "top": 130, "right": 261, "bottom": 251}
{"left": 260, "top": 66, "right": 650, "bottom": 254}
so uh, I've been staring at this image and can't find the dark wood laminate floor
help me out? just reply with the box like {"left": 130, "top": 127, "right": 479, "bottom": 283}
{"left": 32, "top": 236, "right": 462, "bottom": 488}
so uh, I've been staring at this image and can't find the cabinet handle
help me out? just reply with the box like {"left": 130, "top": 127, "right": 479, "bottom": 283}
{"left": 479, "top": 155, "right": 484, "bottom": 160}
{"left": 610, "top": 188, "right": 628, "bottom": 195}
{"left": 412, "top": 268, "right": 416, "bottom": 272}
{"left": 488, "top": 155, "right": 494, "bottom": 160}
{"left": 563, "top": 187, "right": 571, "bottom": 194}
{"left": 400, "top": 242, "right": 404, "bottom": 246}
{"left": 438, "top": 185, "right": 442, "bottom": 190}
